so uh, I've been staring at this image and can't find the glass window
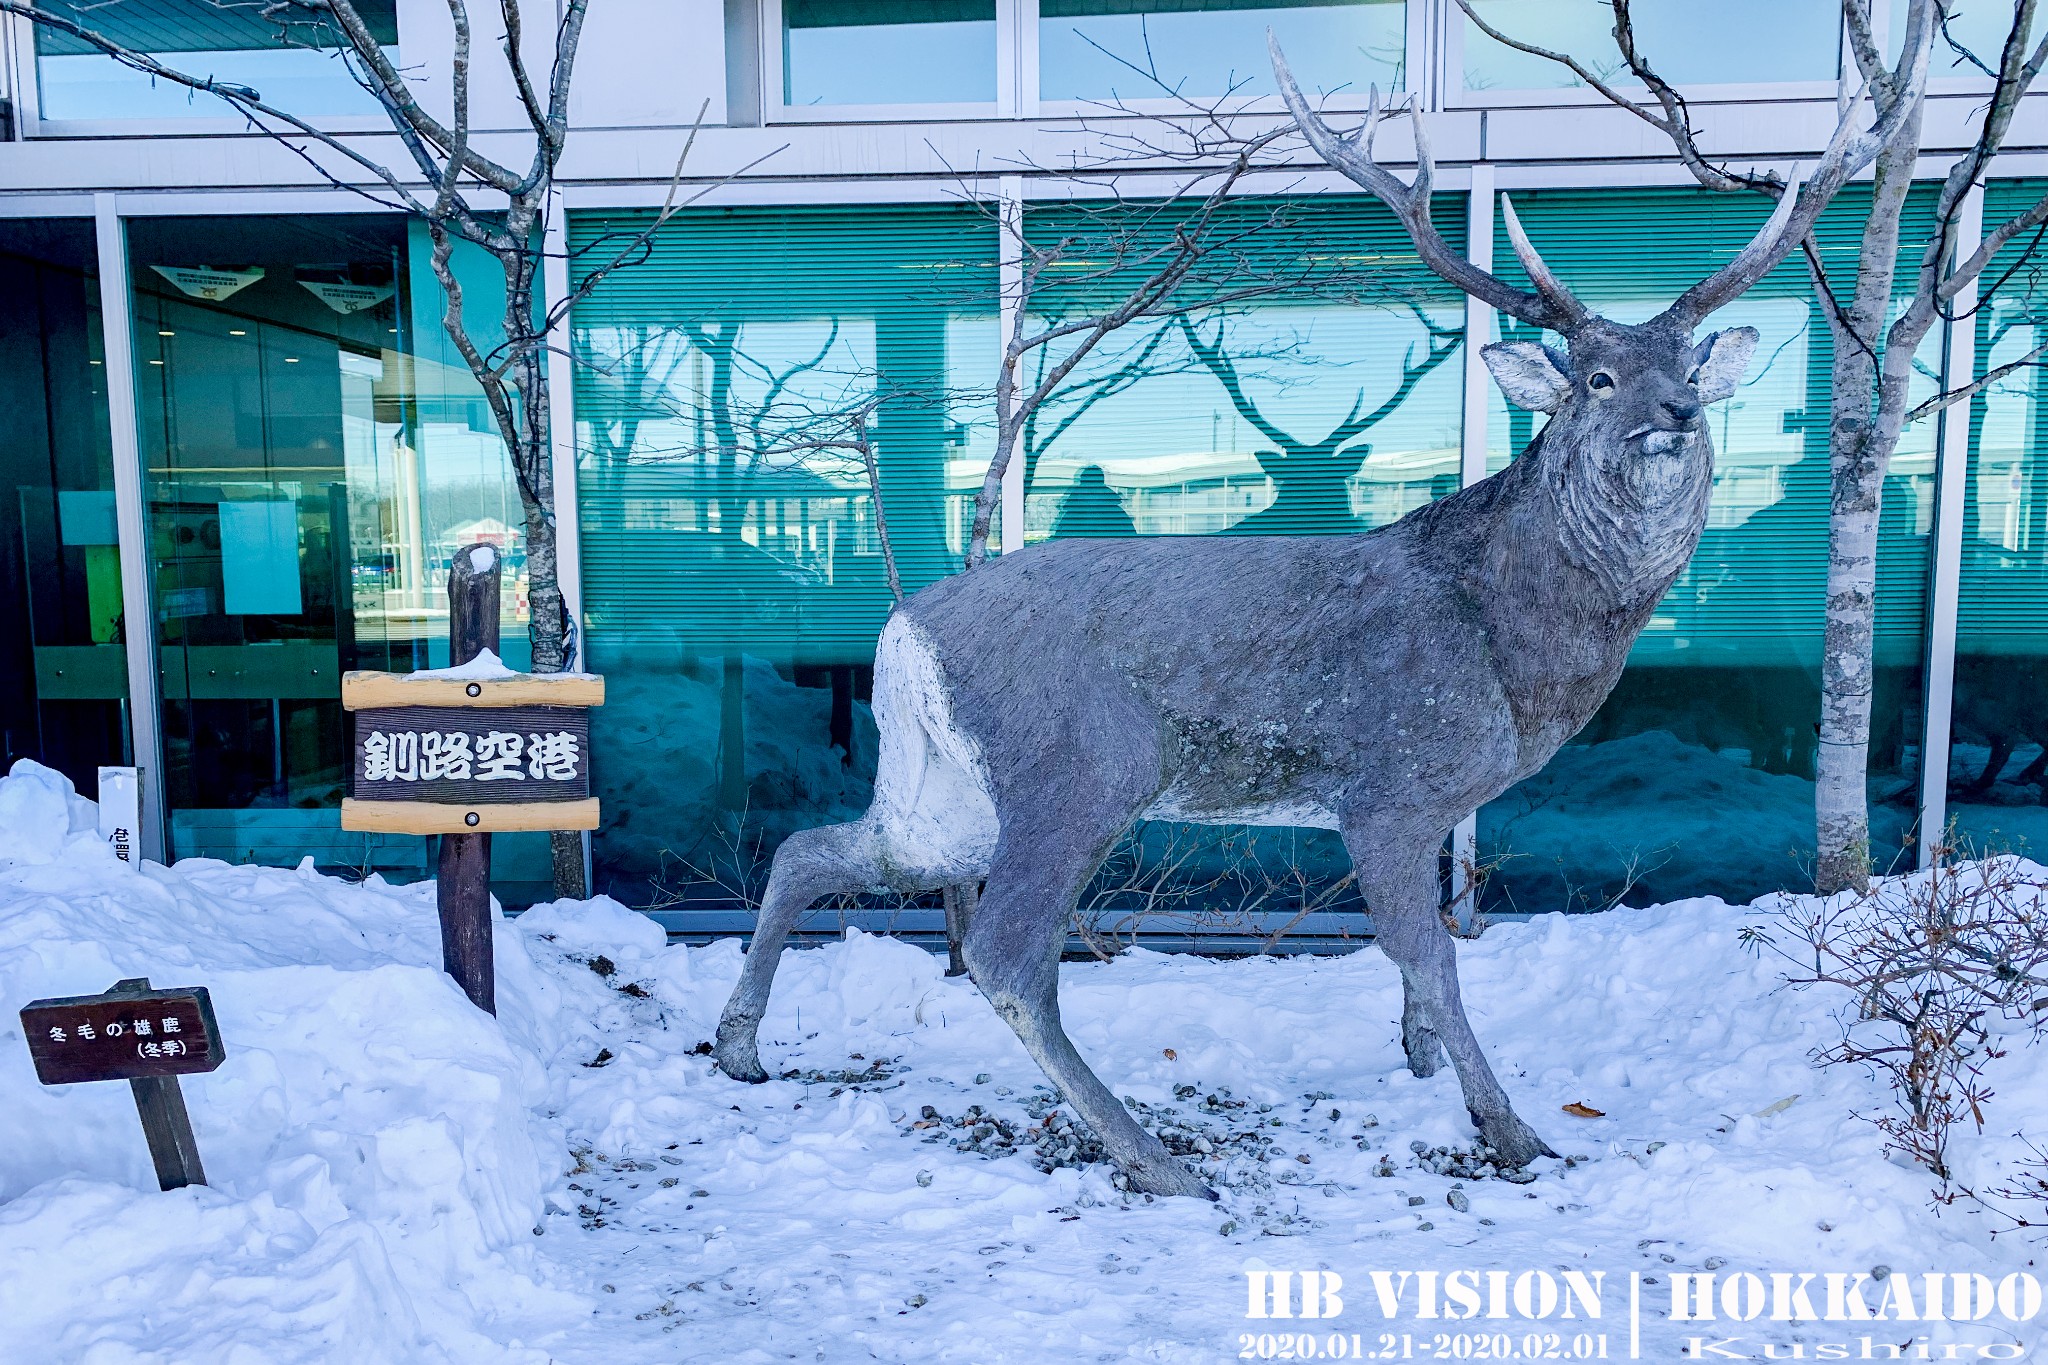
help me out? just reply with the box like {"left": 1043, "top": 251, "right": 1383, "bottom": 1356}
{"left": 1460, "top": 0, "right": 1840, "bottom": 92}
{"left": 783, "top": 0, "right": 997, "bottom": 107}
{"left": 34, "top": 0, "right": 397, "bottom": 121}
{"left": 1893, "top": 0, "right": 2031, "bottom": 76}
{"left": 1474, "top": 185, "right": 1941, "bottom": 912}
{"left": 570, "top": 204, "right": 998, "bottom": 911}
{"left": 0, "top": 220, "right": 127, "bottom": 796}
{"left": 569, "top": 196, "right": 1465, "bottom": 932}
{"left": 127, "top": 214, "right": 548, "bottom": 897}
{"left": 1949, "top": 179, "right": 2048, "bottom": 858}
{"left": 1041, "top": 1, "right": 1406, "bottom": 102}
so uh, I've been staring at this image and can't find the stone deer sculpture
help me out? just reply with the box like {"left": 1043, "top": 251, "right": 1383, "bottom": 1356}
{"left": 714, "top": 45, "right": 1880, "bottom": 1199}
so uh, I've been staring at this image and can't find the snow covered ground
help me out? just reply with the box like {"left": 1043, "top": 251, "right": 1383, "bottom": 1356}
{"left": 5, "top": 757, "right": 2048, "bottom": 1363}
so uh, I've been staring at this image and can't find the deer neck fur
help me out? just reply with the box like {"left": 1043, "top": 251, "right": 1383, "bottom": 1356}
{"left": 1539, "top": 419, "right": 1716, "bottom": 607}
{"left": 1421, "top": 419, "right": 1715, "bottom": 755}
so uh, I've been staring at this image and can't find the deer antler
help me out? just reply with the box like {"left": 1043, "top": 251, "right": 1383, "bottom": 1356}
{"left": 1498, "top": 194, "right": 1587, "bottom": 328}
{"left": 1270, "top": 34, "right": 1581, "bottom": 334}
{"left": 1656, "top": 39, "right": 1929, "bottom": 327}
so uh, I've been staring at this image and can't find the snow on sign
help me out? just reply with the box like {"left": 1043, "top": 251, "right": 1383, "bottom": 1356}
{"left": 20, "top": 982, "right": 225, "bottom": 1087}
{"left": 339, "top": 664, "right": 604, "bottom": 835}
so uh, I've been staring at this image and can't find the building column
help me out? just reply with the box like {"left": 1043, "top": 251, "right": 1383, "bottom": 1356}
{"left": 1917, "top": 183, "right": 1983, "bottom": 867}
{"left": 542, "top": 195, "right": 592, "bottom": 895}
{"left": 93, "top": 192, "right": 166, "bottom": 863}
{"left": 542, "top": 198, "right": 585, "bottom": 669}
{"left": 1448, "top": 166, "right": 1495, "bottom": 928}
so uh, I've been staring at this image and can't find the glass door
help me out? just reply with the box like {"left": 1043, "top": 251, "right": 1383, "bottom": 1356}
{"left": 0, "top": 220, "right": 127, "bottom": 795}
{"left": 127, "top": 214, "right": 547, "bottom": 896}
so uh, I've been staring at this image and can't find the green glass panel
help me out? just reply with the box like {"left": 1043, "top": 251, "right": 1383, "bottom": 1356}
{"left": 568, "top": 195, "right": 1467, "bottom": 929}
{"left": 127, "top": 214, "right": 547, "bottom": 897}
{"left": 1020, "top": 193, "right": 1465, "bottom": 544}
{"left": 1017, "top": 192, "right": 1465, "bottom": 934}
{"left": 1041, "top": 0, "right": 1406, "bottom": 100}
{"left": 1461, "top": 0, "right": 1840, "bottom": 91}
{"left": 569, "top": 204, "right": 998, "bottom": 909}
{"left": 1948, "top": 178, "right": 2048, "bottom": 856}
{"left": 0, "top": 219, "right": 128, "bottom": 795}
{"left": 1475, "top": 184, "right": 1941, "bottom": 910}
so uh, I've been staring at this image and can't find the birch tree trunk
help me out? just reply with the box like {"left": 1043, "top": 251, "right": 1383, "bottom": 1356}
{"left": 1814, "top": 100, "right": 1926, "bottom": 895}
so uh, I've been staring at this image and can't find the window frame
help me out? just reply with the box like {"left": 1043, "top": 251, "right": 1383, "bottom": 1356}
{"left": 763, "top": 0, "right": 1013, "bottom": 123}
{"left": 7, "top": 3, "right": 403, "bottom": 139}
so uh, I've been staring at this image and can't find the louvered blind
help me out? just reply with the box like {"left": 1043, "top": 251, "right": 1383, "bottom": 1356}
{"left": 1020, "top": 192, "right": 1468, "bottom": 541}
{"left": 1485, "top": 183, "right": 1941, "bottom": 670}
{"left": 569, "top": 203, "right": 997, "bottom": 666}
{"left": 1960, "top": 179, "right": 2048, "bottom": 661}
{"left": 34, "top": 0, "right": 397, "bottom": 53}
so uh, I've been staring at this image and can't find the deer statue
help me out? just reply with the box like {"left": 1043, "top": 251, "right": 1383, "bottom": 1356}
{"left": 712, "top": 41, "right": 1887, "bottom": 1199}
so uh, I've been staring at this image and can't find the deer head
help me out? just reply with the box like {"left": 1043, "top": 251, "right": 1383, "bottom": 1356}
{"left": 1268, "top": 34, "right": 1892, "bottom": 594}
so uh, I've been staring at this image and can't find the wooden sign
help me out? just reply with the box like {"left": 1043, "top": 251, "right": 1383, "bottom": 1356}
{"left": 19, "top": 977, "right": 223, "bottom": 1190}
{"left": 339, "top": 669, "right": 604, "bottom": 835}
{"left": 22, "top": 981, "right": 224, "bottom": 1085}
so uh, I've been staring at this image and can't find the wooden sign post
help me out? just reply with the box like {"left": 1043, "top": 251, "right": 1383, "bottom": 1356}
{"left": 340, "top": 544, "right": 603, "bottom": 1015}
{"left": 20, "top": 977, "right": 226, "bottom": 1191}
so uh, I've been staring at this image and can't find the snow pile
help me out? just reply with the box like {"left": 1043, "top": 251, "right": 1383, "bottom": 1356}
{"left": 1482, "top": 730, "right": 1919, "bottom": 909}
{"left": 0, "top": 759, "right": 101, "bottom": 867}
{"left": 0, "top": 760, "right": 580, "bottom": 1363}
{"left": 6, "top": 754, "right": 2048, "bottom": 1361}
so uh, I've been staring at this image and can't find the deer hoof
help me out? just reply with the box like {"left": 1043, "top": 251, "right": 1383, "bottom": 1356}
{"left": 1476, "top": 1111, "right": 1557, "bottom": 1169}
{"left": 1123, "top": 1153, "right": 1218, "bottom": 1201}
{"left": 713, "top": 1020, "right": 769, "bottom": 1084}
{"left": 1403, "top": 1026, "right": 1445, "bottom": 1078}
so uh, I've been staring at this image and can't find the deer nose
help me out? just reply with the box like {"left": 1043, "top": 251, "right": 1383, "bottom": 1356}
{"left": 1660, "top": 397, "right": 1702, "bottom": 428}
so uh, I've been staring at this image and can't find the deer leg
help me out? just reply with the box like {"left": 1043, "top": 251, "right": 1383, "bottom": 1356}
{"left": 1353, "top": 830, "right": 1555, "bottom": 1169}
{"left": 941, "top": 882, "right": 975, "bottom": 977}
{"left": 716, "top": 820, "right": 904, "bottom": 1083}
{"left": 963, "top": 822, "right": 1215, "bottom": 1201}
{"left": 1400, "top": 983, "right": 1446, "bottom": 1078}
{"left": 1966, "top": 736, "right": 2014, "bottom": 795}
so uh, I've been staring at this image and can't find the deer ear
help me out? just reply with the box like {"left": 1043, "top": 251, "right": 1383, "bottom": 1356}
{"left": 1693, "top": 326, "right": 1760, "bottom": 404}
{"left": 1481, "top": 341, "right": 1572, "bottom": 414}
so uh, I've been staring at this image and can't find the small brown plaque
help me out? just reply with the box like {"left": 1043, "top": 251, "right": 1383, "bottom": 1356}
{"left": 21, "top": 984, "right": 225, "bottom": 1086}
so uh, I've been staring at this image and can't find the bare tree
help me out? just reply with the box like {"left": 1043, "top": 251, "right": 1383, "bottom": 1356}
{"left": 1454, "top": 0, "right": 2048, "bottom": 892}
{"left": 1745, "top": 851, "right": 2048, "bottom": 1195}
{"left": 8, "top": 0, "right": 773, "bottom": 894}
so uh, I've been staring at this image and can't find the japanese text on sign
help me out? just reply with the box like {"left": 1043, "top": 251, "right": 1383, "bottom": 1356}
{"left": 21, "top": 985, "right": 225, "bottom": 1085}
{"left": 360, "top": 729, "right": 582, "bottom": 783}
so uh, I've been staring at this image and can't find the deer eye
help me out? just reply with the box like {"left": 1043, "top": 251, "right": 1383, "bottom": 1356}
{"left": 1588, "top": 371, "right": 1616, "bottom": 396}
{"left": 1687, "top": 367, "right": 1702, "bottom": 385}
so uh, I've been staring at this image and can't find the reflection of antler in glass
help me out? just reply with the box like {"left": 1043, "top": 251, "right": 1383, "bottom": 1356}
{"left": 1179, "top": 305, "right": 1462, "bottom": 532}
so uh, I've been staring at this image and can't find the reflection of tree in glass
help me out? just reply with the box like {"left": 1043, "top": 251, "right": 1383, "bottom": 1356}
{"left": 582, "top": 318, "right": 893, "bottom": 811}
{"left": 1016, "top": 323, "right": 1177, "bottom": 498}
{"left": 1179, "top": 303, "right": 1461, "bottom": 534}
